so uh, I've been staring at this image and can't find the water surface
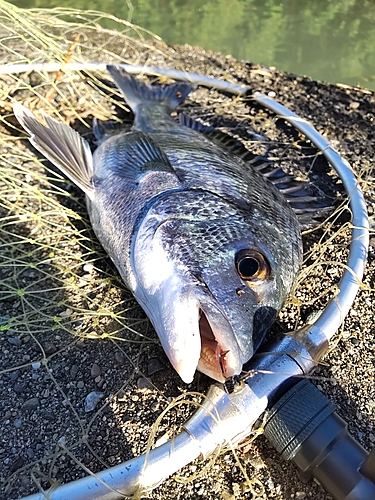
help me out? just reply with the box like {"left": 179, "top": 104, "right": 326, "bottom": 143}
{"left": 11, "top": 0, "right": 375, "bottom": 90}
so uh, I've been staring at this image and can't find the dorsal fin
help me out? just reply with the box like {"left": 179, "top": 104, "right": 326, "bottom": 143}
{"left": 179, "top": 112, "right": 272, "bottom": 166}
{"left": 178, "top": 113, "right": 214, "bottom": 132}
{"left": 253, "top": 160, "right": 332, "bottom": 225}
{"left": 13, "top": 103, "right": 94, "bottom": 198}
{"left": 179, "top": 112, "right": 332, "bottom": 228}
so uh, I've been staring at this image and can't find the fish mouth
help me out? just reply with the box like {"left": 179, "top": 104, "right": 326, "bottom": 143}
{"left": 197, "top": 308, "right": 242, "bottom": 382}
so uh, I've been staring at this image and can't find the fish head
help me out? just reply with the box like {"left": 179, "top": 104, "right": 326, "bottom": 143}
{"left": 195, "top": 239, "right": 290, "bottom": 381}
{"left": 131, "top": 192, "right": 302, "bottom": 383}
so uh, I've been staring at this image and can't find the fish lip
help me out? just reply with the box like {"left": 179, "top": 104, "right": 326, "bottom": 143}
{"left": 197, "top": 299, "right": 243, "bottom": 382}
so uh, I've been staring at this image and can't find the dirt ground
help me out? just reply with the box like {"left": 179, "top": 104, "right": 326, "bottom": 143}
{"left": 0, "top": 7, "right": 374, "bottom": 500}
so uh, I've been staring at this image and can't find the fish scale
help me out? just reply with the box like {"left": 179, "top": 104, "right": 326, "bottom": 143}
{"left": 13, "top": 65, "right": 306, "bottom": 383}
{"left": 153, "top": 134, "right": 301, "bottom": 235}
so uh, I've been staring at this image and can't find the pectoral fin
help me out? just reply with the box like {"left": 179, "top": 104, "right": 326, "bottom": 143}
{"left": 13, "top": 103, "right": 94, "bottom": 198}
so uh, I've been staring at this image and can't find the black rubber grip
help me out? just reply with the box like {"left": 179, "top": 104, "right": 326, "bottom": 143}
{"left": 263, "top": 379, "right": 335, "bottom": 460}
{"left": 263, "top": 379, "right": 375, "bottom": 500}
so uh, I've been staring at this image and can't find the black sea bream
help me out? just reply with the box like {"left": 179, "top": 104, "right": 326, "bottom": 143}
{"left": 13, "top": 66, "right": 303, "bottom": 383}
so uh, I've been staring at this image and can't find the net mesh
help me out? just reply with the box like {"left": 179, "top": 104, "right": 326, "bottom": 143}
{"left": 0, "top": 2, "right": 374, "bottom": 499}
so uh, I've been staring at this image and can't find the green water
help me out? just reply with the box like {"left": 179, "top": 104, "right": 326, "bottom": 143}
{"left": 10, "top": 0, "right": 375, "bottom": 91}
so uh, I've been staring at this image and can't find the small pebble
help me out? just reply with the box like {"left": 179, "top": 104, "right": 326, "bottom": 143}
{"left": 8, "top": 337, "right": 22, "bottom": 347}
{"left": 265, "top": 478, "right": 275, "bottom": 490}
{"left": 349, "top": 101, "right": 360, "bottom": 109}
{"left": 137, "top": 377, "right": 153, "bottom": 390}
{"left": 83, "top": 263, "right": 94, "bottom": 273}
{"left": 9, "top": 371, "right": 19, "bottom": 381}
{"left": 77, "top": 381, "right": 85, "bottom": 389}
{"left": 295, "top": 493, "right": 306, "bottom": 500}
{"left": 114, "top": 351, "right": 125, "bottom": 364}
{"left": 84, "top": 391, "right": 104, "bottom": 412}
{"left": 147, "top": 357, "right": 164, "bottom": 376}
{"left": 117, "top": 389, "right": 126, "bottom": 400}
{"left": 9, "top": 456, "right": 25, "bottom": 474}
{"left": 28, "top": 72, "right": 43, "bottom": 86}
{"left": 21, "top": 397, "right": 40, "bottom": 411}
{"left": 70, "top": 364, "right": 79, "bottom": 379}
{"left": 91, "top": 363, "right": 101, "bottom": 378}
{"left": 59, "top": 308, "right": 71, "bottom": 318}
{"left": 76, "top": 339, "right": 86, "bottom": 349}
{"left": 32, "top": 362, "right": 41, "bottom": 370}
{"left": 43, "top": 341, "right": 57, "bottom": 355}
{"left": 14, "top": 418, "right": 22, "bottom": 428}
{"left": 13, "top": 383, "right": 26, "bottom": 394}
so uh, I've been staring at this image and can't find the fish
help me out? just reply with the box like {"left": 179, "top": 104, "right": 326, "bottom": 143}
{"left": 13, "top": 66, "right": 306, "bottom": 384}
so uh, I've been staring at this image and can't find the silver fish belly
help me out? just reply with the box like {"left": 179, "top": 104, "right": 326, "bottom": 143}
{"left": 13, "top": 66, "right": 302, "bottom": 383}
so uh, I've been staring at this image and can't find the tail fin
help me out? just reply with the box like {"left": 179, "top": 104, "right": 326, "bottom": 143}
{"left": 107, "top": 65, "right": 196, "bottom": 113}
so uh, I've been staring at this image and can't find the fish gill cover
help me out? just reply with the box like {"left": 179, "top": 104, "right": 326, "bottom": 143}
{"left": 0, "top": 1, "right": 374, "bottom": 499}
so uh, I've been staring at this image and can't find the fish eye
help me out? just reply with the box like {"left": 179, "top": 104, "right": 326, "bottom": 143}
{"left": 235, "top": 249, "right": 270, "bottom": 282}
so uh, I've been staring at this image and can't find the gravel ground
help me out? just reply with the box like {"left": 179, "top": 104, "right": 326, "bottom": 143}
{"left": 0, "top": 6, "right": 374, "bottom": 500}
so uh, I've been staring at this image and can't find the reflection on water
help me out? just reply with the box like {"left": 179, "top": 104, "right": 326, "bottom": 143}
{"left": 11, "top": 0, "right": 375, "bottom": 90}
